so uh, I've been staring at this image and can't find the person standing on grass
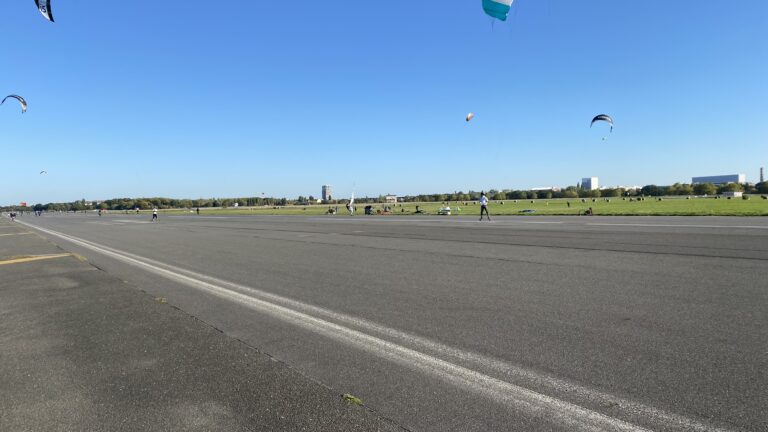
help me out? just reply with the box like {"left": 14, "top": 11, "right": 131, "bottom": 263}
{"left": 152, "top": 208, "right": 158, "bottom": 222}
{"left": 479, "top": 191, "right": 491, "bottom": 221}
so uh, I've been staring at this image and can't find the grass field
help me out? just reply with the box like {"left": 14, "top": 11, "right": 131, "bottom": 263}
{"left": 157, "top": 196, "right": 768, "bottom": 217}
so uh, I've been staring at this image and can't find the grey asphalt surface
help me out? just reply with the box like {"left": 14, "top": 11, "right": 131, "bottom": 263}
{"left": 11, "top": 213, "right": 768, "bottom": 431}
{"left": 0, "top": 219, "right": 405, "bottom": 432}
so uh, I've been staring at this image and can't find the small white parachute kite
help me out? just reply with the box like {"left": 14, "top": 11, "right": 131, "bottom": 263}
{"left": 35, "top": 0, "right": 54, "bottom": 22}
{"left": 466, "top": 112, "right": 475, "bottom": 122}
{"left": 590, "top": 114, "right": 614, "bottom": 133}
{"left": 1, "top": 95, "right": 27, "bottom": 113}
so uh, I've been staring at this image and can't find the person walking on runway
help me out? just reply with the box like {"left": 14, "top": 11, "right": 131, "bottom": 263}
{"left": 479, "top": 191, "right": 491, "bottom": 221}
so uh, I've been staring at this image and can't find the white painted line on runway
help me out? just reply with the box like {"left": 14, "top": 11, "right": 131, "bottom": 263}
{"left": 167, "top": 216, "right": 236, "bottom": 220}
{"left": 588, "top": 223, "right": 768, "bottom": 230}
{"left": 310, "top": 217, "right": 564, "bottom": 225}
{"left": 17, "top": 220, "right": 734, "bottom": 432}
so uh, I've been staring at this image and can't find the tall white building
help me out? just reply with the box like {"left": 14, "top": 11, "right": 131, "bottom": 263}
{"left": 581, "top": 177, "right": 599, "bottom": 191}
{"left": 321, "top": 185, "right": 332, "bottom": 201}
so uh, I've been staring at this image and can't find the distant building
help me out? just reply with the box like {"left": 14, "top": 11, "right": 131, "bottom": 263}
{"left": 322, "top": 185, "right": 332, "bottom": 201}
{"left": 531, "top": 187, "right": 561, "bottom": 192}
{"left": 581, "top": 177, "right": 599, "bottom": 191}
{"left": 722, "top": 191, "right": 743, "bottom": 198}
{"left": 761, "top": 167, "right": 764, "bottom": 183}
{"left": 384, "top": 195, "right": 398, "bottom": 204}
{"left": 691, "top": 174, "right": 745, "bottom": 185}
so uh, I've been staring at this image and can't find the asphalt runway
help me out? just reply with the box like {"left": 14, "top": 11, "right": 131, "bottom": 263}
{"left": 16, "top": 214, "right": 768, "bottom": 431}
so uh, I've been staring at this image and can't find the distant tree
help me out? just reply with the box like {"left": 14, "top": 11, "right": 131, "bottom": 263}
{"left": 676, "top": 184, "right": 694, "bottom": 195}
{"left": 756, "top": 182, "right": 768, "bottom": 194}
{"left": 717, "top": 183, "right": 743, "bottom": 194}
{"left": 641, "top": 185, "right": 666, "bottom": 196}
{"left": 742, "top": 184, "right": 757, "bottom": 194}
{"left": 693, "top": 183, "right": 717, "bottom": 196}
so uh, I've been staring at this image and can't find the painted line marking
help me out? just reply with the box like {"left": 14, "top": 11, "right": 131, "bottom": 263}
{"left": 0, "top": 232, "right": 34, "bottom": 237}
{"left": 16, "top": 225, "right": 646, "bottom": 431}
{"left": 16, "top": 220, "right": 733, "bottom": 432}
{"left": 167, "top": 216, "right": 236, "bottom": 220}
{"left": 0, "top": 253, "right": 73, "bottom": 266}
{"left": 310, "top": 217, "right": 565, "bottom": 225}
{"left": 588, "top": 223, "right": 768, "bottom": 229}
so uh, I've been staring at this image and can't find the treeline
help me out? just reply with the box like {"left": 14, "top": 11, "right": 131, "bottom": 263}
{"left": 5, "top": 196, "right": 289, "bottom": 212}
{"left": 4, "top": 182, "right": 767, "bottom": 212}
{"left": 399, "top": 182, "right": 768, "bottom": 202}
{"left": 639, "top": 182, "right": 767, "bottom": 197}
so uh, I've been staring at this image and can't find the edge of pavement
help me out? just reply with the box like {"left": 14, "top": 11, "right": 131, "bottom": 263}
{"left": 0, "top": 218, "right": 409, "bottom": 432}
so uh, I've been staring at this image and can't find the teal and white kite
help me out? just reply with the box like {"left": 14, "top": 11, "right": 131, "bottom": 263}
{"left": 482, "top": 0, "right": 514, "bottom": 21}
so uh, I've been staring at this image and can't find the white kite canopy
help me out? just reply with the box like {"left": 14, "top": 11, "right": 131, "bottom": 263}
{"left": 590, "top": 114, "right": 614, "bottom": 133}
{"left": 35, "top": 0, "right": 54, "bottom": 22}
{"left": 482, "top": 0, "right": 514, "bottom": 21}
{"left": 466, "top": 112, "right": 475, "bottom": 122}
{"left": 1, "top": 95, "right": 27, "bottom": 113}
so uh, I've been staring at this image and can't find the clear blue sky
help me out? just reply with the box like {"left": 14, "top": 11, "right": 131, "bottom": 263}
{"left": 2, "top": 1, "right": 767, "bottom": 205}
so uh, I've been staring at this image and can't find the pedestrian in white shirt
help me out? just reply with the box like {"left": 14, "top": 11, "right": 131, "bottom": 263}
{"left": 152, "top": 208, "right": 158, "bottom": 222}
{"left": 479, "top": 192, "right": 491, "bottom": 221}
